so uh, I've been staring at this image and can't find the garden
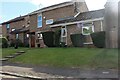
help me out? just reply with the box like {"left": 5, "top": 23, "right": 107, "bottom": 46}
{"left": 0, "top": 31, "right": 118, "bottom": 69}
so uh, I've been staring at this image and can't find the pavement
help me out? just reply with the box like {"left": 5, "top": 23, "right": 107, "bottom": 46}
{"left": 1, "top": 62, "right": 119, "bottom": 80}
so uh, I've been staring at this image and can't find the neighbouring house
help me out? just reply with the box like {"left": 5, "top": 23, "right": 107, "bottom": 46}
{"left": 1, "top": 15, "right": 30, "bottom": 47}
{"left": 1, "top": 1, "right": 88, "bottom": 48}
{"left": 0, "top": 25, "right": 2, "bottom": 37}
{"left": 49, "top": 9, "right": 105, "bottom": 46}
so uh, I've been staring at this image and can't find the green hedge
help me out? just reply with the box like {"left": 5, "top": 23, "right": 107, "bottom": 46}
{"left": 90, "top": 31, "right": 105, "bottom": 48}
{"left": 54, "top": 30, "right": 61, "bottom": 47}
{"left": 0, "top": 37, "right": 8, "bottom": 48}
{"left": 70, "top": 34, "right": 85, "bottom": 47}
{"left": 42, "top": 31, "right": 55, "bottom": 47}
{"left": 10, "top": 39, "right": 24, "bottom": 47}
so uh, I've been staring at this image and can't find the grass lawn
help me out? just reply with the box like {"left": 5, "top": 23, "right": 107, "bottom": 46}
{"left": 1, "top": 47, "right": 29, "bottom": 58}
{"left": 2, "top": 48, "right": 118, "bottom": 69}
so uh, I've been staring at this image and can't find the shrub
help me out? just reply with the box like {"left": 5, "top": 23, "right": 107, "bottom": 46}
{"left": 42, "top": 31, "right": 55, "bottom": 47}
{"left": 0, "top": 37, "right": 8, "bottom": 48}
{"left": 70, "top": 34, "right": 85, "bottom": 47}
{"left": 54, "top": 30, "right": 61, "bottom": 47}
{"left": 15, "top": 39, "right": 24, "bottom": 47}
{"left": 10, "top": 39, "right": 24, "bottom": 47}
{"left": 90, "top": 31, "right": 105, "bottom": 48}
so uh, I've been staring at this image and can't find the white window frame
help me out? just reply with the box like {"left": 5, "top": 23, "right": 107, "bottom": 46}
{"left": 61, "top": 26, "right": 67, "bottom": 37}
{"left": 26, "top": 34, "right": 29, "bottom": 38}
{"left": 37, "top": 33, "right": 43, "bottom": 39}
{"left": 46, "top": 19, "right": 53, "bottom": 25}
{"left": 6, "top": 24, "right": 10, "bottom": 29}
{"left": 11, "top": 28, "right": 15, "bottom": 31}
{"left": 82, "top": 23, "right": 94, "bottom": 35}
{"left": 16, "top": 34, "right": 19, "bottom": 39}
{"left": 37, "top": 14, "right": 42, "bottom": 28}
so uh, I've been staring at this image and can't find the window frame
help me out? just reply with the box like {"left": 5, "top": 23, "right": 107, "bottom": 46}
{"left": 82, "top": 23, "right": 94, "bottom": 35}
{"left": 46, "top": 19, "right": 53, "bottom": 25}
{"left": 6, "top": 24, "right": 10, "bottom": 29}
{"left": 37, "top": 14, "right": 42, "bottom": 28}
{"left": 37, "top": 33, "right": 43, "bottom": 39}
{"left": 61, "top": 26, "right": 67, "bottom": 37}
{"left": 11, "top": 28, "right": 15, "bottom": 31}
{"left": 16, "top": 34, "right": 19, "bottom": 39}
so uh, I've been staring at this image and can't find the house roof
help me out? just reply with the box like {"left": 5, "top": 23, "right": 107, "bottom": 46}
{"left": 52, "top": 9, "right": 105, "bottom": 25}
{"left": 29, "top": 1, "right": 73, "bottom": 15}
{"left": 2, "top": 16, "right": 25, "bottom": 25}
{"left": 1, "top": 1, "right": 73, "bottom": 24}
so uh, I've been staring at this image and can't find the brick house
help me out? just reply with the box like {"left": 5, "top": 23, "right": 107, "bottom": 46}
{"left": 0, "top": 25, "right": 2, "bottom": 37}
{"left": 1, "top": 1, "right": 88, "bottom": 47}
{"left": 49, "top": 9, "right": 105, "bottom": 46}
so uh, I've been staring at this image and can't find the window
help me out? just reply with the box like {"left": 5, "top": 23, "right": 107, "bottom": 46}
{"left": 26, "top": 34, "right": 29, "bottom": 38}
{"left": 0, "top": 35, "right": 2, "bottom": 38}
{"left": 12, "top": 28, "right": 15, "bottom": 31}
{"left": 61, "top": 27, "right": 67, "bottom": 37}
{"left": 16, "top": 34, "right": 19, "bottom": 39}
{"left": 37, "top": 33, "right": 43, "bottom": 39}
{"left": 6, "top": 24, "right": 10, "bottom": 29}
{"left": 37, "top": 15, "right": 42, "bottom": 28}
{"left": 82, "top": 23, "right": 94, "bottom": 35}
{"left": 46, "top": 19, "right": 53, "bottom": 25}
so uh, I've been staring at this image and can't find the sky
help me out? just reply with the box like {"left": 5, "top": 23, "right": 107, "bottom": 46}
{"left": 0, "top": 0, "right": 108, "bottom": 23}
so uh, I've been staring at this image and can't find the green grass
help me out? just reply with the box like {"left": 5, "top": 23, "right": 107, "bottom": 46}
{"left": 3, "top": 48, "right": 118, "bottom": 69}
{"left": 1, "top": 47, "right": 29, "bottom": 58}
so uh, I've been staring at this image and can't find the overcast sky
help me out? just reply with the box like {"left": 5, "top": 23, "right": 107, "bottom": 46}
{"left": 0, "top": 0, "right": 108, "bottom": 23}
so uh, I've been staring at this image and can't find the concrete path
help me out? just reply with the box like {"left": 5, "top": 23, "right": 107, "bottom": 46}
{"left": 1, "top": 62, "right": 119, "bottom": 79}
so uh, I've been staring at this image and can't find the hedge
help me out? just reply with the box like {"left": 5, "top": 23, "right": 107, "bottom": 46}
{"left": 10, "top": 39, "right": 24, "bottom": 47}
{"left": 70, "top": 34, "right": 85, "bottom": 47}
{"left": 54, "top": 30, "right": 61, "bottom": 47}
{"left": 42, "top": 31, "right": 55, "bottom": 47}
{"left": 0, "top": 37, "right": 8, "bottom": 48}
{"left": 90, "top": 31, "right": 105, "bottom": 48}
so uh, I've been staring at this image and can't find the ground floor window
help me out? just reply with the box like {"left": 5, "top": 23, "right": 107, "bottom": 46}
{"left": 26, "top": 34, "right": 29, "bottom": 38}
{"left": 16, "top": 34, "right": 19, "bottom": 39}
{"left": 82, "top": 23, "right": 94, "bottom": 35}
{"left": 37, "top": 33, "right": 43, "bottom": 39}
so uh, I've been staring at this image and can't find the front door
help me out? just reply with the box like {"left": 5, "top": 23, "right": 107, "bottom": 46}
{"left": 61, "top": 26, "right": 67, "bottom": 45}
{"left": 30, "top": 34, "right": 35, "bottom": 47}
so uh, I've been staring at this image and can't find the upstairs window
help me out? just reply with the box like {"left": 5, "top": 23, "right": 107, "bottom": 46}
{"left": 6, "top": 24, "right": 10, "bottom": 29}
{"left": 46, "top": 19, "right": 53, "bottom": 25}
{"left": 37, "top": 15, "right": 42, "bottom": 28}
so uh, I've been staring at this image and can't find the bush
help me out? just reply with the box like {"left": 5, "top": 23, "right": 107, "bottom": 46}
{"left": 70, "top": 34, "right": 85, "bottom": 47}
{"left": 16, "top": 39, "right": 24, "bottom": 47}
{"left": 54, "top": 30, "right": 61, "bottom": 47}
{"left": 0, "top": 37, "right": 8, "bottom": 48}
{"left": 90, "top": 31, "right": 105, "bottom": 48}
{"left": 42, "top": 31, "right": 55, "bottom": 47}
{"left": 10, "top": 39, "right": 24, "bottom": 47}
